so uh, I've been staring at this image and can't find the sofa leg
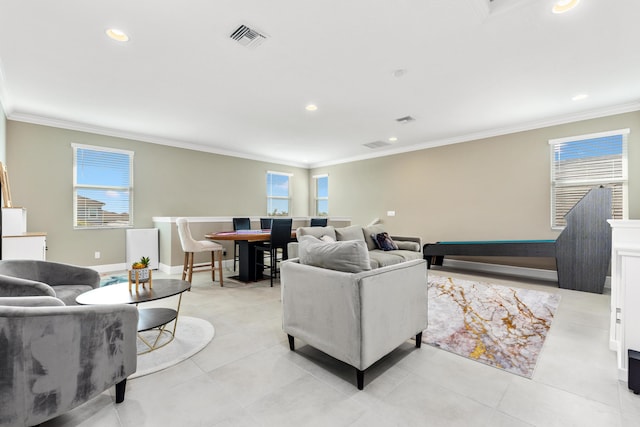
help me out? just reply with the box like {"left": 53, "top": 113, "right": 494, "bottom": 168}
{"left": 415, "top": 332, "right": 423, "bottom": 348}
{"left": 115, "top": 379, "right": 127, "bottom": 403}
{"left": 356, "top": 369, "right": 364, "bottom": 390}
{"left": 288, "top": 334, "right": 295, "bottom": 351}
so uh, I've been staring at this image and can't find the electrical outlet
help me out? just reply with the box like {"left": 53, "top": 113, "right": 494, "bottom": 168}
{"left": 387, "top": 211, "right": 396, "bottom": 217}
{"left": 94, "top": 251, "right": 101, "bottom": 259}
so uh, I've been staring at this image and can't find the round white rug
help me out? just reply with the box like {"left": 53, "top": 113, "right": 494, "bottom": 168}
{"left": 130, "top": 316, "right": 214, "bottom": 379}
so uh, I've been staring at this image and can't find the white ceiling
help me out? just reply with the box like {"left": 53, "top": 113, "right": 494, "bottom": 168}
{"left": 1, "top": 0, "right": 639, "bottom": 168}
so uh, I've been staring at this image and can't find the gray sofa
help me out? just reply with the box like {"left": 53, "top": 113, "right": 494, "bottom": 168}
{"left": 288, "top": 224, "right": 422, "bottom": 269}
{"left": 0, "top": 296, "right": 138, "bottom": 426}
{"left": 0, "top": 260, "right": 100, "bottom": 305}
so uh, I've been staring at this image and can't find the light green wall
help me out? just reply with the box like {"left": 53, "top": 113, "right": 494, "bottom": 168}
{"left": 0, "top": 100, "right": 6, "bottom": 163}
{"left": 6, "top": 121, "right": 309, "bottom": 266}
{"left": 313, "top": 111, "right": 640, "bottom": 245}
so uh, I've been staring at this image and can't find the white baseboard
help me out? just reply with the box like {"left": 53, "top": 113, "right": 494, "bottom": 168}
{"left": 91, "top": 263, "right": 127, "bottom": 274}
{"left": 438, "top": 259, "right": 612, "bottom": 289}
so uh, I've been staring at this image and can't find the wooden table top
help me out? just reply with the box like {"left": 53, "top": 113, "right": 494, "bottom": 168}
{"left": 76, "top": 278, "right": 191, "bottom": 305}
{"left": 206, "top": 230, "right": 296, "bottom": 241}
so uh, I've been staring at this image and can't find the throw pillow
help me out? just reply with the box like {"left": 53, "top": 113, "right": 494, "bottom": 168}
{"left": 373, "top": 232, "right": 398, "bottom": 251}
{"left": 363, "top": 224, "right": 386, "bottom": 250}
{"left": 320, "top": 235, "right": 336, "bottom": 243}
{"left": 298, "top": 236, "right": 371, "bottom": 273}
{"left": 335, "top": 225, "right": 365, "bottom": 242}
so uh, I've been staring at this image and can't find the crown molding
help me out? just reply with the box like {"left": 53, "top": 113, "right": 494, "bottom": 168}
{"left": 5, "top": 111, "right": 309, "bottom": 169}
{"left": 308, "top": 101, "right": 640, "bottom": 168}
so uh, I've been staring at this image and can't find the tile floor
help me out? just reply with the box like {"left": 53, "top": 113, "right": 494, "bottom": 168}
{"left": 42, "top": 266, "right": 640, "bottom": 427}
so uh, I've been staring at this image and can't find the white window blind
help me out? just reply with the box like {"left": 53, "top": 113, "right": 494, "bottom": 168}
{"left": 266, "top": 171, "right": 291, "bottom": 216}
{"left": 73, "top": 144, "right": 134, "bottom": 229}
{"left": 549, "top": 129, "right": 628, "bottom": 228}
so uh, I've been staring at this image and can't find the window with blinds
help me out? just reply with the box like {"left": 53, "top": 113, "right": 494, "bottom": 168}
{"left": 72, "top": 144, "right": 134, "bottom": 229}
{"left": 549, "top": 129, "right": 628, "bottom": 228}
{"left": 266, "top": 171, "right": 291, "bottom": 216}
{"left": 314, "top": 174, "right": 328, "bottom": 216}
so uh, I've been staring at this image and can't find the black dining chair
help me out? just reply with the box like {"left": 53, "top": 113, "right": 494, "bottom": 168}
{"left": 255, "top": 218, "right": 292, "bottom": 287}
{"left": 232, "top": 217, "right": 251, "bottom": 272}
{"left": 260, "top": 218, "right": 273, "bottom": 230}
{"left": 310, "top": 218, "right": 328, "bottom": 227}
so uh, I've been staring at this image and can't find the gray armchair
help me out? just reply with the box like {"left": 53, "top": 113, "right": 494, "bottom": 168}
{"left": 281, "top": 252, "right": 428, "bottom": 389}
{"left": 0, "top": 296, "right": 138, "bottom": 427}
{"left": 0, "top": 260, "right": 100, "bottom": 305}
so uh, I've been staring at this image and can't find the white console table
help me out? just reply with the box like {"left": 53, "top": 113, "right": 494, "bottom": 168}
{"left": 608, "top": 220, "right": 640, "bottom": 380}
{"left": 2, "top": 207, "right": 47, "bottom": 260}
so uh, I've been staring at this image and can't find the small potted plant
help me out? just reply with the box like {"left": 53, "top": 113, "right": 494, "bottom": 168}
{"left": 129, "top": 256, "right": 152, "bottom": 292}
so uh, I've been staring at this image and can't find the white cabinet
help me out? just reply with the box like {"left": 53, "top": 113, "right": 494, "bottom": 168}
{"left": 2, "top": 207, "right": 47, "bottom": 260}
{"left": 2, "top": 233, "right": 47, "bottom": 260}
{"left": 608, "top": 220, "right": 640, "bottom": 380}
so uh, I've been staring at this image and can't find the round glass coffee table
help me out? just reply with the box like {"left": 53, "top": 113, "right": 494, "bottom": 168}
{"left": 76, "top": 278, "right": 191, "bottom": 354}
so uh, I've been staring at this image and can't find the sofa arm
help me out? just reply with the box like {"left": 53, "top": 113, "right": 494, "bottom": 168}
{"left": 0, "top": 275, "right": 56, "bottom": 298}
{"left": 390, "top": 236, "right": 422, "bottom": 251}
{"left": 44, "top": 262, "right": 101, "bottom": 289}
{"left": 0, "top": 304, "right": 138, "bottom": 426}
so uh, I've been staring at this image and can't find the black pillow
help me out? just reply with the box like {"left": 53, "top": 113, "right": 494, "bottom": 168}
{"left": 372, "top": 232, "right": 398, "bottom": 251}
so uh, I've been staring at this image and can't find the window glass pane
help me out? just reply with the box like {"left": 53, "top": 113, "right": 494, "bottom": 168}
{"left": 268, "top": 198, "right": 289, "bottom": 216}
{"left": 317, "top": 176, "right": 328, "bottom": 198}
{"left": 76, "top": 148, "right": 130, "bottom": 187}
{"left": 267, "top": 173, "right": 289, "bottom": 197}
{"left": 317, "top": 199, "right": 328, "bottom": 216}
{"left": 266, "top": 172, "right": 290, "bottom": 216}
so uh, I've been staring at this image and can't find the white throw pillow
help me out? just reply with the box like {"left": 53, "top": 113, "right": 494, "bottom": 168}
{"left": 298, "top": 235, "right": 371, "bottom": 273}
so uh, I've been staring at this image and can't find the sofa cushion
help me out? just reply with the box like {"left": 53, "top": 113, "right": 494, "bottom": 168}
{"left": 363, "top": 224, "right": 386, "bottom": 250}
{"left": 335, "top": 225, "right": 365, "bottom": 243}
{"left": 296, "top": 226, "right": 337, "bottom": 241}
{"left": 373, "top": 232, "right": 398, "bottom": 251}
{"left": 368, "top": 249, "right": 423, "bottom": 268}
{"left": 298, "top": 235, "right": 371, "bottom": 273}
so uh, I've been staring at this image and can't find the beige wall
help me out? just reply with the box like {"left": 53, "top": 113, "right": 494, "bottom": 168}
{"left": 6, "top": 121, "right": 309, "bottom": 266}
{"left": 312, "top": 111, "right": 640, "bottom": 246}
{"left": 6, "top": 110, "right": 640, "bottom": 269}
{"left": 0, "top": 101, "right": 5, "bottom": 163}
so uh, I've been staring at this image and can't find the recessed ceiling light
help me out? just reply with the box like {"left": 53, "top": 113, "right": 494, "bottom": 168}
{"left": 572, "top": 93, "right": 588, "bottom": 101}
{"left": 392, "top": 69, "right": 408, "bottom": 78}
{"left": 106, "top": 28, "right": 129, "bottom": 42}
{"left": 388, "top": 137, "right": 398, "bottom": 142}
{"left": 552, "top": 0, "right": 580, "bottom": 14}
{"left": 305, "top": 104, "right": 318, "bottom": 112}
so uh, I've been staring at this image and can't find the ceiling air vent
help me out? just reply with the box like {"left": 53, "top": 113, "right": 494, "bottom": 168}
{"left": 230, "top": 24, "right": 267, "bottom": 48}
{"left": 396, "top": 115, "right": 416, "bottom": 124}
{"left": 363, "top": 141, "right": 391, "bottom": 149}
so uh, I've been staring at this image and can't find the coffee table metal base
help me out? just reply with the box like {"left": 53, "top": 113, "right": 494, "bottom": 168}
{"left": 137, "top": 307, "right": 179, "bottom": 354}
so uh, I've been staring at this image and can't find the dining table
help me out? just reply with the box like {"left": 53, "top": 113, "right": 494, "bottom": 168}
{"left": 206, "top": 229, "right": 296, "bottom": 282}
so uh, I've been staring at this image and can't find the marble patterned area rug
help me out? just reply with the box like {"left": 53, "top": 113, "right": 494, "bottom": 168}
{"left": 131, "top": 316, "right": 214, "bottom": 379}
{"left": 423, "top": 275, "right": 561, "bottom": 378}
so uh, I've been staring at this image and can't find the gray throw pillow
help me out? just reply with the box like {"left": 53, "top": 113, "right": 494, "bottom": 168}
{"left": 335, "top": 225, "right": 365, "bottom": 242}
{"left": 298, "top": 236, "right": 372, "bottom": 273}
{"left": 363, "top": 224, "right": 386, "bottom": 250}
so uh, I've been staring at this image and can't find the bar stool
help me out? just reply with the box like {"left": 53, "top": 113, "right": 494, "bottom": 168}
{"left": 176, "top": 217, "right": 224, "bottom": 286}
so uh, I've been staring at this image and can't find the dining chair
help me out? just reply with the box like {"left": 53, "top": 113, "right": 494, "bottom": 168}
{"left": 176, "top": 218, "right": 224, "bottom": 286}
{"left": 260, "top": 218, "right": 273, "bottom": 230}
{"left": 255, "top": 218, "right": 292, "bottom": 287}
{"left": 310, "top": 218, "right": 328, "bottom": 227}
{"left": 232, "top": 217, "right": 251, "bottom": 272}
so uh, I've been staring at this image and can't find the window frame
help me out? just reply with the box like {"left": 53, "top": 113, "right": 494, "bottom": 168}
{"left": 72, "top": 143, "right": 134, "bottom": 229}
{"left": 266, "top": 171, "right": 292, "bottom": 217}
{"left": 549, "top": 128, "right": 629, "bottom": 229}
{"left": 313, "top": 174, "right": 329, "bottom": 217}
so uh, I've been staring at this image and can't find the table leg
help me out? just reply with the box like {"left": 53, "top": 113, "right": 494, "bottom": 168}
{"left": 237, "top": 240, "right": 263, "bottom": 282}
